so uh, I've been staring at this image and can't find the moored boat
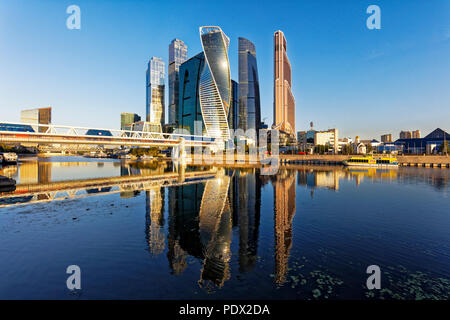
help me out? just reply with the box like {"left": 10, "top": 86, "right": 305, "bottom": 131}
{"left": 0, "top": 152, "right": 18, "bottom": 164}
{"left": 343, "top": 155, "right": 398, "bottom": 167}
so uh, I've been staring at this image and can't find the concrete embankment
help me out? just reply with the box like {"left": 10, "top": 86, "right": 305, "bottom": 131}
{"left": 280, "top": 154, "right": 450, "bottom": 168}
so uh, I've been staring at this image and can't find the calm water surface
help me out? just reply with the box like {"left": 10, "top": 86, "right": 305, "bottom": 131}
{"left": 0, "top": 156, "right": 449, "bottom": 299}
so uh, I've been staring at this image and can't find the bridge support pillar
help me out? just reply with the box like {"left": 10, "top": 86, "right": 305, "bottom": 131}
{"left": 172, "top": 137, "right": 187, "bottom": 162}
{"left": 176, "top": 162, "right": 186, "bottom": 183}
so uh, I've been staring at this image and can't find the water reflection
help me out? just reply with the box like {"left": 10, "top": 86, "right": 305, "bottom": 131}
{"left": 0, "top": 159, "right": 449, "bottom": 297}
{"left": 272, "top": 169, "right": 296, "bottom": 285}
{"left": 146, "top": 188, "right": 165, "bottom": 255}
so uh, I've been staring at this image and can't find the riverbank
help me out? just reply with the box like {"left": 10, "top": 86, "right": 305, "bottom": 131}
{"left": 280, "top": 154, "right": 450, "bottom": 168}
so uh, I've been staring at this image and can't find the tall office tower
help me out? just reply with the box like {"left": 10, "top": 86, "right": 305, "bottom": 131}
{"left": 229, "top": 80, "right": 239, "bottom": 130}
{"left": 168, "top": 39, "right": 188, "bottom": 126}
{"left": 146, "top": 57, "right": 165, "bottom": 131}
{"left": 238, "top": 37, "right": 261, "bottom": 138}
{"left": 273, "top": 30, "right": 295, "bottom": 137}
{"left": 199, "top": 26, "right": 232, "bottom": 141}
{"left": 412, "top": 130, "right": 421, "bottom": 139}
{"left": 178, "top": 52, "right": 205, "bottom": 135}
{"left": 20, "top": 107, "right": 51, "bottom": 133}
{"left": 120, "top": 113, "right": 141, "bottom": 131}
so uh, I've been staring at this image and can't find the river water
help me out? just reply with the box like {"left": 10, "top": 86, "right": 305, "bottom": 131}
{"left": 0, "top": 156, "right": 448, "bottom": 299}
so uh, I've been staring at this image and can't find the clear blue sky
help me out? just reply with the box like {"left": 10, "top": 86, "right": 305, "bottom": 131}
{"left": 0, "top": 0, "right": 448, "bottom": 139}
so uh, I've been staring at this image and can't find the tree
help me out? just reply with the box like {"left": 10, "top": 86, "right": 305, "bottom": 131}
{"left": 341, "top": 144, "right": 353, "bottom": 155}
{"left": 438, "top": 142, "right": 449, "bottom": 154}
{"left": 314, "top": 144, "right": 329, "bottom": 155}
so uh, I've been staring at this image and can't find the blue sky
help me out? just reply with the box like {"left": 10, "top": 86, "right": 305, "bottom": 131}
{"left": 0, "top": 0, "right": 448, "bottom": 139}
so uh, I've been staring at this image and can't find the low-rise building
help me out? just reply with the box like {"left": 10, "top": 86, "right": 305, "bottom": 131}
{"left": 298, "top": 128, "right": 338, "bottom": 154}
{"left": 121, "top": 113, "right": 141, "bottom": 131}
{"left": 395, "top": 128, "right": 449, "bottom": 154}
{"left": 132, "top": 121, "right": 162, "bottom": 133}
{"left": 20, "top": 107, "right": 52, "bottom": 133}
{"left": 354, "top": 142, "right": 367, "bottom": 155}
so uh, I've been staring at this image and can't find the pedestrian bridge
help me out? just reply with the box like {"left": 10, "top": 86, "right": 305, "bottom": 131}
{"left": 0, "top": 122, "right": 216, "bottom": 148}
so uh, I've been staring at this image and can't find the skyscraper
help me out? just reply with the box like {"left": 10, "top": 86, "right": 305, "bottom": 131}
{"left": 273, "top": 31, "right": 295, "bottom": 138}
{"left": 168, "top": 39, "right": 188, "bottom": 126}
{"left": 199, "top": 26, "right": 232, "bottom": 142}
{"left": 238, "top": 37, "right": 261, "bottom": 139}
{"left": 178, "top": 52, "right": 205, "bottom": 135}
{"left": 146, "top": 57, "right": 165, "bottom": 131}
{"left": 229, "top": 80, "right": 239, "bottom": 130}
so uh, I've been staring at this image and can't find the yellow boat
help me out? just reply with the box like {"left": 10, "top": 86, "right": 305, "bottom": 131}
{"left": 343, "top": 155, "right": 398, "bottom": 167}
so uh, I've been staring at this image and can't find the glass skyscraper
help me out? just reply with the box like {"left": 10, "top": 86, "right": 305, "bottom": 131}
{"left": 146, "top": 57, "right": 165, "bottom": 131}
{"left": 273, "top": 30, "right": 295, "bottom": 138}
{"left": 238, "top": 37, "right": 261, "bottom": 139}
{"left": 199, "top": 26, "right": 232, "bottom": 142}
{"left": 168, "top": 39, "right": 188, "bottom": 126}
{"left": 178, "top": 52, "right": 205, "bottom": 135}
{"left": 229, "top": 80, "right": 239, "bottom": 130}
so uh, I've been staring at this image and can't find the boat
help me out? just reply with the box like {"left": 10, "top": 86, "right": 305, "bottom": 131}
{"left": 139, "top": 155, "right": 154, "bottom": 161}
{"left": 0, "top": 175, "right": 16, "bottom": 189}
{"left": 0, "top": 152, "right": 18, "bottom": 164}
{"left": 343, "top": 155, "right": 398, "bottom": 167}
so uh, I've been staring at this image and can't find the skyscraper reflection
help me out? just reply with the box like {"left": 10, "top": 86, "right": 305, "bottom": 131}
{"left": 230, "top": 169, "right": 261, "bottom": 272}
{"left": 167, "top": 183, "right": 205, "bottom": 275}
{"left": 19, "top": 161, "right": 52, "bottom": 185}
{"left": 273, "top": 169, "right": 296, "bottom": 285}
{"left": 198, "top": 173, "right": 233, "bottom": 290}
{"left": 145, "top": 187, "right": 165, "bottom": 255}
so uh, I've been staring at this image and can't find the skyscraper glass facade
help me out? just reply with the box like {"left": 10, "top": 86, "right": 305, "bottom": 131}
{"left": 168, "top": 39, "right": 188, "bottom": 125}
{"left": 238, "top": 37, "right": 261, "bottom": 136}
{"left": 146, "top": 57, "right": 165, "bottom": 131}
{"left": 273, "top": 31, "right": 295, "bottom": 138}
{"left": 199, "top": 26, "right": 232, "bottom": 141}
{"left": 178, "top": 52, "right": 205, "bottom": 135}
{"left": 229, "top": 80, "right": 239, "bottom": 130}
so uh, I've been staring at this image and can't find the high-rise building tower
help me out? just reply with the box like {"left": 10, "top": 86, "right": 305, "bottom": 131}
{"left": 229, "top": 80, "right": 239, "bottom": 130}
{"left": 168, "top": 39, "right": 188, "bottom": 126}
{"left": 273, "top": 30, "right": 295, "bottom": 137}
{"left": 178, "top": 52, "right": 205, "bottom": 135}
{"left": 199, "top": 26, "right": 232, "bottom": 141}
{"left": 146, "top": 57, "right": 165, "bottom": 131}
{"left": 238, "top": 37, "right": 261, "bottom": 138}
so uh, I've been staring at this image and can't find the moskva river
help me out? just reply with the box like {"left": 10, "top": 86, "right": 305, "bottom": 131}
{"left": 0, "top": 157, "right": 448, "bottom": 299}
